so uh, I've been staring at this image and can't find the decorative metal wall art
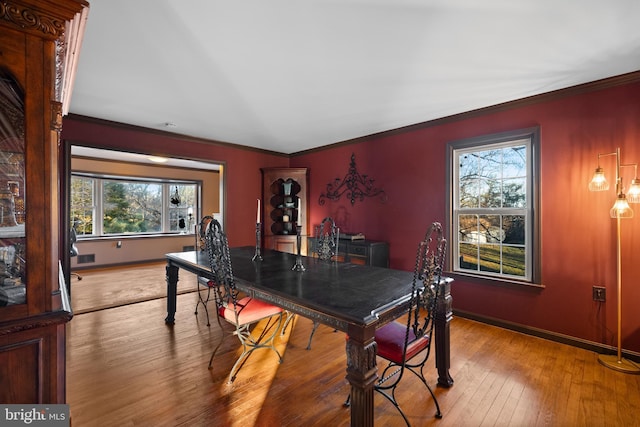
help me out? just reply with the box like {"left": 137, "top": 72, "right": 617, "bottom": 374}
{"left": 319, "top": 153, "right": 386, "bottom": 206}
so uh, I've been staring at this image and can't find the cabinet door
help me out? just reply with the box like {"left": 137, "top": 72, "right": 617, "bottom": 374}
{"left": 0, "top": 36, "right": 27, "bottom": 310}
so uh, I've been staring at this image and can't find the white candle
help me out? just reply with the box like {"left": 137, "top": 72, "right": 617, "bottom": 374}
{"left": 257, "top": 199, "right": 260, "bottom": 223}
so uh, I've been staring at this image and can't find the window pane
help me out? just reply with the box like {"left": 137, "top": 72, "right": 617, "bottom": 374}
{"left": 168, "top": 184, "right": 197, "bottom": 232}
{"left": 459, "top": 177, "right": 479, "bottom": 208}
{"left": 103, "top": 181, "right": 162, "bottom": 234}
{"left": 503, "top": 178, "right": 526, "bottom": 208}
{"left": 459, "top": 214, "right": 478, "bottom": 242}
{"left": 479, "top": 244, "right": 501, "bottom": 273}
{"left": 478, "top": 215, "right": 501, "bottom": 243}
{"left": 459, "top": 242, "right": 478, "bottom": 271}
{"left": 502, "top": 145, "right": 526, "bottom": 178}
{"left": 459, "top": 153, "right": 479, "bottom": 208}
{"left": 458, "top": 151, "right": 479, "bottom": 179}
{"left": 502, "top": 245, "right": 525, "bottom": 276}
{"left": 479, "top": 178, "right": 500, "bottom": 208}
{"left": 477, "top": 149, "right": 501, "bottom": 180}
{"left": 70, "top": 176, "right": 94, "bottom": 235}
{"left": 503, "top": 215, "right": 525, "bottom": 245}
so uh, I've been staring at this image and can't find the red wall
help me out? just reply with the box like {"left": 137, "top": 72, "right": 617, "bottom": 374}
{"left": 291, "top": 81, "right": 640, "bottom": 355}
{"left": 61, "top": 119, "right": 289, "bottom": 247}
{"left": 62, "top": 79, "right": 640, "bottom": 355}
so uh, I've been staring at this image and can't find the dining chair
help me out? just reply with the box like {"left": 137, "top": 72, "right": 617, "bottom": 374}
{"left": 281, "top": 216, "right": 339, "bottom": 349}
{"left": 194, "top": 215, "right": 214, "bottom": 325}
{"left": 345, "top": 221, "right": 446, "bottom": 424}
{"left": 69, "top": 221, "right": 83, "bottom": 281}
{"left": 205, "top": 219, "right": 284, "bottom": 383}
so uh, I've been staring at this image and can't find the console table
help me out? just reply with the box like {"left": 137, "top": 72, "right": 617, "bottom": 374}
{"left": 308, "top": 238, "right": 389, "bottom": 267}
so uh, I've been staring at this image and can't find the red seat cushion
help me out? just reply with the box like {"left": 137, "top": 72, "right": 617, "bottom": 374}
{"left": 375, "top": 321, "right": 430, "bottom": 364}
{"left": 219, "top": 297, "right": 282, "bottom": 324}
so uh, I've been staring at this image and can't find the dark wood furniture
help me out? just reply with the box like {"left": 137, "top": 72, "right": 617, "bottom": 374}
{"left": 261, "top": 168, "right": 309, "bottom": 255}
{"left": 165, "top": 247, "right": 453, "bottom": 426}
{"left": 0, "top": 0, "right": 89, "bottom": 404}
{"left": 309, "top": 237, "right": 389, "bottom": 267}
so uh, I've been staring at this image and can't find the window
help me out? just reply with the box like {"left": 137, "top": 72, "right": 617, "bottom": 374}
{"left": 71, "top": 174, "right": 200, "bottom": 237}
{"left": 448, "top": 127, "right": 540, "bottom": 283}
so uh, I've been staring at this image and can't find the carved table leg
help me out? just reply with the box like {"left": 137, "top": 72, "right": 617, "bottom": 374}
{"left": 345, "top": 328, "right": 378, "bottom": 427}
{"left": 435, "top": 278, "right": 454, "bottom": 387}
{"left": 165, "top": 263, "right": 179, "bottom": 324}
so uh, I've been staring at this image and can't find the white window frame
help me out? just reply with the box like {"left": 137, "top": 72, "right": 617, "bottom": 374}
{"left": 70, "top": 173, "right": 201, "bottom": 237}
{"left": 447, "top": 127, "right": 540, "bottom": 285}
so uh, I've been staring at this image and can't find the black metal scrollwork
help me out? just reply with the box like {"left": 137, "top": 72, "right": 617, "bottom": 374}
{"left": 318, "top": 153, "right": 386, "bottom": 206}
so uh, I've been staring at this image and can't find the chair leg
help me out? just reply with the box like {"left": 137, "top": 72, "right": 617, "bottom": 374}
{"left": 405, "top": 367, "right": 442, "bottom": 419}
{"left": 306, "top": 321, "right": 320, "bottom": 350}
{"left": 228, "top": 314, "right": 284, "bottom": 383}
{"left": 71, "top": 272, "right": 82, "bottom": 280}
{"left": 210, "top": 313, "right": 284, "bottom": 384}
{"left": 194, "top": 277, "right": 211, "bottom": 326}
{"left": 281, "top": 311, "right": 295, "bottom": 336}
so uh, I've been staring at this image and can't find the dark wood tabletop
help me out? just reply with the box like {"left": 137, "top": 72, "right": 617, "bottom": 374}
{"left": 166, "top": 246, "right": 416, "bottom": 331}
{"left": 165, "top": 246, "right": 453, "bottom": 426}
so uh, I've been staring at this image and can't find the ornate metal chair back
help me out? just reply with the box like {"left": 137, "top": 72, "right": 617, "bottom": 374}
{"left": 407, "top": 222, "right": 447, "bottom": 353}
{"left": 196, "top": 215, "right": 213, "bottom": 251}
{"left": 204, "top": 219, "right": 240, "bottom": 314}
{"left": 315, "top": 217, "right": 340, "bottom": 261}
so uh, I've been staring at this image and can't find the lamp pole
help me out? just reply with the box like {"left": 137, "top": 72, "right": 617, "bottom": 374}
{"left": 592, "top": 147, "right": 640, "bottom": 374}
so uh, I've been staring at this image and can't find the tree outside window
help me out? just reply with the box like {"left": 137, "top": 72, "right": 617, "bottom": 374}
{"left": 103, "top": 181, "right": 162, "bottom": 234}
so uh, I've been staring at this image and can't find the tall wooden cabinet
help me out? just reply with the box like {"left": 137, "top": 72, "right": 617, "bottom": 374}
{"left": 0, "top": 0, "right": 89, "bottom": 404}
{"left": 261, "top": 168, "right": 309, "bottom": 255}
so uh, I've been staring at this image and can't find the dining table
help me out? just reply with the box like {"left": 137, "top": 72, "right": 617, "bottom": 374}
{"left": 165, "top": 246, "right": 453, "bottom": 426}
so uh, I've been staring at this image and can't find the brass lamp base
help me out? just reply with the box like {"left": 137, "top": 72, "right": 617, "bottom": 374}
{"left": 598, "top": 354, "right": 640, "bottom": 374}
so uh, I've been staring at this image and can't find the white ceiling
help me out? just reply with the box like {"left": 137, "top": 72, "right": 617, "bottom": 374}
{"left": 69, "top": 0, "right": 640, "bottom": 155}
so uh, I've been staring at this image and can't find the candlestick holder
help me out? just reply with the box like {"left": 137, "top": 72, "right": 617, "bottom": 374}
{"left": 292, "top": 225, "right": 305, "bottom": 271}
{"left": 252, "top": 222, "right": 263, "bottom": 261}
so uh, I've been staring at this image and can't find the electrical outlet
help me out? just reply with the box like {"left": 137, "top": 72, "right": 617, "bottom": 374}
{"left": 593, "top": 286, "right": 606, "bottom": 302}
{"left": 116, "top": 240, "right": 122, "bottom": 248}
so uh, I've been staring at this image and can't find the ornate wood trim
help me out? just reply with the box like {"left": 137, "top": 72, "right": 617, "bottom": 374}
{"left": 1, "top": 1, "right": 89, "bottom": 112}
{"left": 51, "top": 101, "right": 63, "bottom": 133}
{"left": 0, "top": 1, "right": 66, "bottom": 38}
{"left": 0, "top": 309, "right": 73, "bottom": 336}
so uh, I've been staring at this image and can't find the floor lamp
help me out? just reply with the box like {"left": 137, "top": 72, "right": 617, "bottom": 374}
{"left": 588, "top": 147, "right": 640, "bottom": 374}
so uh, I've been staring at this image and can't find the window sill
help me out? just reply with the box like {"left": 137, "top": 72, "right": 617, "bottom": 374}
{"left": 446, "top": 271, "right": 544, "bottom": 290}
{"left": 78, "top": 233, "right": 194, "bottom": 242}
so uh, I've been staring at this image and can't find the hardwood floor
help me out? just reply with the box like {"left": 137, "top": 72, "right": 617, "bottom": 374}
{"left": 66, "top": 264, "right": 640, "bottom": 426}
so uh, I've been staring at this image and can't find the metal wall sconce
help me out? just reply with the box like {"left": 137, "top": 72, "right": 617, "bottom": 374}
{"left": 170, "top": 186, "right": 181, "bottom": 206}
{"left": 319, "top": 153, "right": 386, "bottom": 206}
{"left": 588, "top": 147, "right": 640, "bottom": 374}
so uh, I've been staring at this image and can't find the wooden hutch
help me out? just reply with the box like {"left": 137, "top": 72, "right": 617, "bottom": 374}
{"left": 0, "top": 0, "right": 89, "bottom": 403}
{"left": 261, "top": 168, "right": 309, "bottom": 255}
